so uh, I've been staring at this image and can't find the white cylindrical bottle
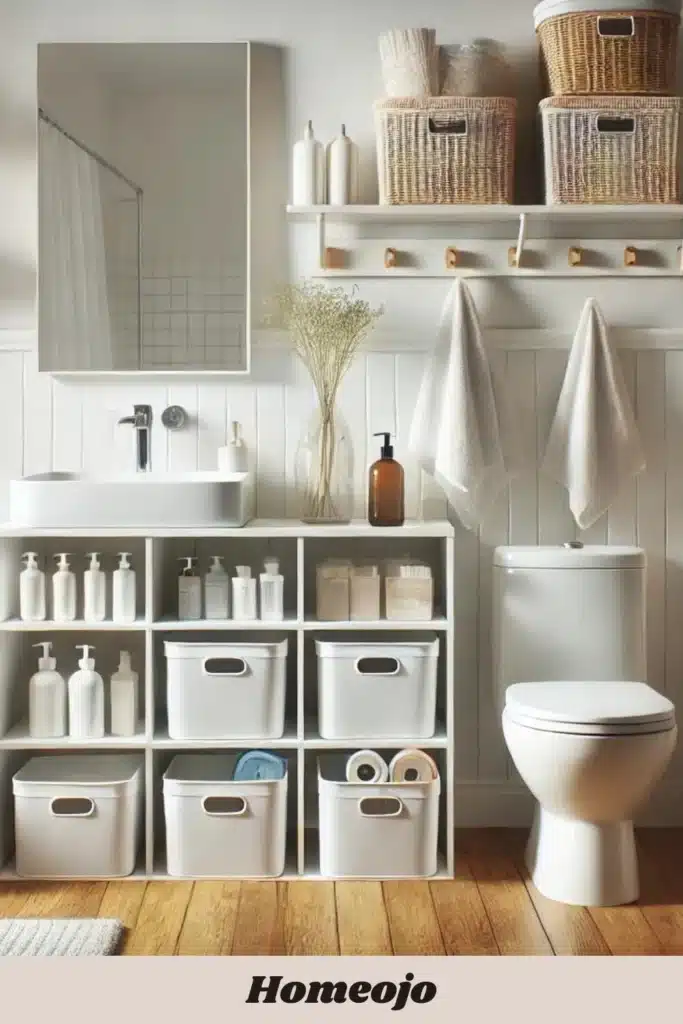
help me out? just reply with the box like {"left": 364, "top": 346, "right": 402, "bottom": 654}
{"left": 204, "top": 556, "right": 230, "bottom": 619}
{"left": 327, "top": 125, "right": 359, "bottom": 206}
{"left": 217, "top": 420, "right": 249, "bottom": 474}
{"left": 232, "top": 565, "right": 257, "bottom": 621}
{"left": 292, "top": 120, "right": 325, "bottom": 205}
{"left": 110, "top": 650, "right": 139, "bottom": 738}
{"left": 52, "top": 553, "right": 76, "bottom": 622}
{"left": 83, "top": 552, "right": 106, "bottom": 623}
{"left": 20, "top": 552, "right": 46, "bottom": 622}
{"left": 178, "top": 557, "right": 202, "bottom": 620}
{"left": 259, "top": 556, "right": 285, "bottom": 622}
{"left": 29, "top": 641, "right": 66, "bottom": 738}
{"left": 112, "top": 552, "right": 136, "bottom": 624}
{"left": 68, "top": 644, "right": 104, "bottom": 739}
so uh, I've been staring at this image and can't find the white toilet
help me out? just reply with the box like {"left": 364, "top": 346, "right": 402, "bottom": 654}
{"left": 493, "top": 544, "right": 677, "bottom": 907}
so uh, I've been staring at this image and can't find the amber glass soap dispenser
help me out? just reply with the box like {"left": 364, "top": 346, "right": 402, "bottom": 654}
{"left": 368, "top": 432, "right": 405, "bottom": 527}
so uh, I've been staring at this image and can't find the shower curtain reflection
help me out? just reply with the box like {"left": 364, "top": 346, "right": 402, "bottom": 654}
{"left": 38, "top": 113, "right": 142, "bottom": 371}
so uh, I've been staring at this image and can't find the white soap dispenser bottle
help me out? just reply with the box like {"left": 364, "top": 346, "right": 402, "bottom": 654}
{"left": 29, "top": 641, "right": 66, "bottom": 738}
{"left": 292, "top": 120, "right": 325, "bottom": 205}
{"left": 83, "top": 552, "right": 106, "bottom": 623}
{"left": 327, "top": 124, "right": 359, "bottom": 206}
{"left": 204, "top": 556, "right": 230, "bottom": 619}
{"left": 112, "top": 552, "right": 136, "bottom": 624}
{"left": 259, "top": 556, "right": 285, "bottom": 621}
{"left": 232, "top": 565, "right": 257, "bottom": 621}
{"left": 218, "top": 420, "right": 249, "bottom": 474}
{"left": 68, "top": 644, "right": 104, "bottom": 739}
{"left": 178, "top": 557, "right": 202, "bottom": 620}
{"left": 52, "top": 553, "right": 76, "bottom": 622}
{"left": 110, "top": 650, "right": 139, "bottom": 737}
{"left": 20, "top": 552, "right": 46, "bottom": 622}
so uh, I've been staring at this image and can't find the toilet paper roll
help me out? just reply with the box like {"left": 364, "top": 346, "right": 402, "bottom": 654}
{"left": 346, "top": 750, "right": 389, "bottom": 784}
{"left": 388, "top": 749, "right": 438, "bottom": 783}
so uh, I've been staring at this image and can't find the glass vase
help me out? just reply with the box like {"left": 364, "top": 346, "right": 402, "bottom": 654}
{"left": 295, "top": 403, "right": 353, "bottom": 523}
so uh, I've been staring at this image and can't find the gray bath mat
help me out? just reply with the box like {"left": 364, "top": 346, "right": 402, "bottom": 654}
{"left": 0, "top": 918, "right": 124, "bottom": 956}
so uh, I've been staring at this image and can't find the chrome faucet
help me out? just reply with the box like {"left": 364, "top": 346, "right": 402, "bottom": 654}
{"left": 117, "top": 404, "right": 153, "bottom": 472}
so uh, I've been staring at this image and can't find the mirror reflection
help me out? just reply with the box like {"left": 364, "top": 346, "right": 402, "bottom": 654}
{"left": 38, "top": 42, "right": 249, "bottom": 373}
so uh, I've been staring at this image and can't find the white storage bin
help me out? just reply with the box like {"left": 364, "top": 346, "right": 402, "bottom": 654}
{"left": 13, "top": 754, "right": 143, "bottom": 879}
{"left": 318, "top": 755, "right": 440, "bottom": 878}
{"left": 164, "top": 639, "right": 287, "bottom": 740}
{"left": 315, "top": 636, "right": 439, "bottom": 739}
{"left": 163, "top": 753, "right": 287, "bottom": 878}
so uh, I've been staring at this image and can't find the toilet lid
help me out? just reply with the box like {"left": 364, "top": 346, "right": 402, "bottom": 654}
{"left": 505, "top": 681, "right": 675, "bottom": 733}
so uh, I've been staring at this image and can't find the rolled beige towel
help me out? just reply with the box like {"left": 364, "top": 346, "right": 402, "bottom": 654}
{"left": 379, "top": 28, "right": 438, "bottom": 97}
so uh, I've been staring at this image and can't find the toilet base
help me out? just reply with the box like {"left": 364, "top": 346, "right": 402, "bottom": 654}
{"left": 525, "top": 806, "right": 639, "bottom": 907}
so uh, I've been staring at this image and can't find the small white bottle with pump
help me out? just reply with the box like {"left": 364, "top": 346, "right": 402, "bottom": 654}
{"left": 232, "top": 565, "right": 257, "bottom": 621}
{"left": 68, "top": 644, "right": 104, "bottom": 739}
{"left": 292, "top": 120, "right": 325, "bottom": 205}
{"left": 259, "top": 556, "right": 284, "bottom": 621}
{"left": 83, "top": 552, "right": 106, "bottom": 623}
{"left": 52, "top": 553, "right": 76, "bottom": 622}
{"left": 20, "top": 552, "right": 46, "bottom": 622}
{"left": 112, "top": 552, "right": 136, "bottom": 624}
{"left": 29, "top": 641, "right": 66, "bottom": 738}
{"left": 110, "top": 650, "right": 139, "bottom": 737}
{"left": 178, "top": 558, "right": 202, "bottom": 620}
{"left": 204, "top": 556, "right": 230, "bottom": 619}
{"left": 327, "top": 125, "right": 359, "bottom": 206}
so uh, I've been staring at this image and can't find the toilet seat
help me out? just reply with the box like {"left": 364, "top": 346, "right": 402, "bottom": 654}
{"left": 505, "top": 681, "right": 676, "bottom": 736}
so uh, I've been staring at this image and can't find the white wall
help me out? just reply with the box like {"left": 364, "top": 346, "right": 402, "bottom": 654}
{"left": 2, "top": 0, "right": 683, "bottom": 821}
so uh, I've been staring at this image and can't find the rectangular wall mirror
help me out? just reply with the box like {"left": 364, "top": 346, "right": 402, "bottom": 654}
{"left": 37, "top": 42, "right": 264, "bottom": 374}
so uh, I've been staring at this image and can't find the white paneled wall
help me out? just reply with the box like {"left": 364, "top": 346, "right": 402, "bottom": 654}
{"left": 0, "top": 340, "right": 678, "bottom": 801}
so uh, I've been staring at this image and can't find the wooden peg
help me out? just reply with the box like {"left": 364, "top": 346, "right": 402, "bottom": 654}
{"left": 323, "top": 247, "right": 346, "bottom": 270}
{"left": 568, "top": 246, "right": 583, "bottom": 267}
{"left": 624, "top": 246, "right": 637, "bottom": 267}
{"left": 384, "top": 247, "right": 398, "bottom": 269}
{"left": 508, "top": 246, "right": 519, "bottom": 268}
{"left": 445, "top": 246, "right": 458, "bottom": 269}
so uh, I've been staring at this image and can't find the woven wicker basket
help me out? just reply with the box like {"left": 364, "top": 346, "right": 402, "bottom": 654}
{"left": 374, "top": 97, "right": 516, "bottom": 205}
{"left": 540, "top": 95, "right": 682, "bottom": 203}
{"left": 536, "top": 6, "right": 680, "bottom": 95}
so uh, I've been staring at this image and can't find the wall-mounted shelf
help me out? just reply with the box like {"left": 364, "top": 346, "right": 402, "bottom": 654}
{"left": 287, "top": 204, "right": 683, "bottom": 278}
{"left": 0, "top": 519, "right": 455, "bottom": 882}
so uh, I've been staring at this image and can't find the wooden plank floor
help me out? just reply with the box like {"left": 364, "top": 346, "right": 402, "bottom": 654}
{"left": 2, "top": 829, "right": 682, "bottom": 955}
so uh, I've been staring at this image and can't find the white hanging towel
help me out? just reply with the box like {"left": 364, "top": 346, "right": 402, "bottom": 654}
{"left": 408, "top": 278, "right": 517, "bottom": 529}
{"left": 541, "top": 298, "right": 645, "bottom": 530}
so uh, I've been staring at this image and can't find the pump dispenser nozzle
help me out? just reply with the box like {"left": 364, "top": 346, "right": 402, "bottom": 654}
{"left": 117, "top": 552, "right": 132, "bottom": 569}
{"left": 22, "top": 552, "right": 39, "bottom": 569}
{"left": 373, "top": 432, "right": 394, "bottom": 458}
{"left": 87, "top": 552, "right": 101, "bottom": 569}
{"left": 54, "top": 553, "right": 71, "bottom": 570}
{"left": 75, "top": 644, "right": 95, "bottom": 669}
{"left": 33, "top": 641, "right": 55, "bottom": 670}
{"left": 178, "top": 557, "right": 196, "bottom": 576}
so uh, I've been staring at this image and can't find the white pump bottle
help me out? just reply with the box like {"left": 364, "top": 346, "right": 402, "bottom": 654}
{"left": 20, "top": 552, "right": 46, "bottom": 622}
{"left": 52, "top": 553, "right": 76, "bottom": 622}
{"left": 84, "top": 552, "right": 106, "bottom": 622}
{"left": 68, "top": 644, "right": 104, "bottom": 739}
{"left": 113, "top": 552, "right": 136, "bottom": 624}
{"left": 110, "top": 650, "right": 139, "bottom": 737}
{"left": 29, "top": 641, "right": 66, "bottom": 738}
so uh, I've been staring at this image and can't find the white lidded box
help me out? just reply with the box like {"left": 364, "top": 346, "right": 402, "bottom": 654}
{"left": 13, "top": 754, "right": 143, "bottom": 878}
{"left": 315, "top": 636, "right": 439, "bottom": 739}
{"left": 164, "top": 639, "right": 288, "bottom": 740}
{"left": 163, "top": 753, "right": 288, "bottom": 878}
{"left": 318, "top": 755, "right": 440, "bottom": 878}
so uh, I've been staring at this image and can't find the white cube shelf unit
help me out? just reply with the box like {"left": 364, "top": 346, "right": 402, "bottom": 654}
{"left": 0, "top": 519, "right": 454, "bottom": 880}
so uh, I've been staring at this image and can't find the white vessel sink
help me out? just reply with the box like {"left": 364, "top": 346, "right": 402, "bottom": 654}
{"left": 9, "top": 472, "right": 252, "bottom": 529}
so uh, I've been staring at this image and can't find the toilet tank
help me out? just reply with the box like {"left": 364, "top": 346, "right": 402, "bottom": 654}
{"left": 492, "top": 545, "right": 646, "bottom": 714}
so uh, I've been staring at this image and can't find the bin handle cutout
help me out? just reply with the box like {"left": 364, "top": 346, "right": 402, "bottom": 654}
{"left": 354, "top": 656, "right": 400, "bottom": 676}
{"left": 358, "top": 796, "right": 403, "bottom": 818}
{"left": 50, "top": 797, "right": 95, "bottom": 818}
{"left": 201, "top": 795, "right": 248, "bottom": 816}
{"left": 596, "top": 115, "right": 635, "bottom": 135}
{"left": 428, "top": 116, "right": 467, "bottom": 137}
{"left": 597, "top": 15, "right": 635, "bottom": 38}
{"left": 202, "top": 657, "right": 248, "bottom": 677}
